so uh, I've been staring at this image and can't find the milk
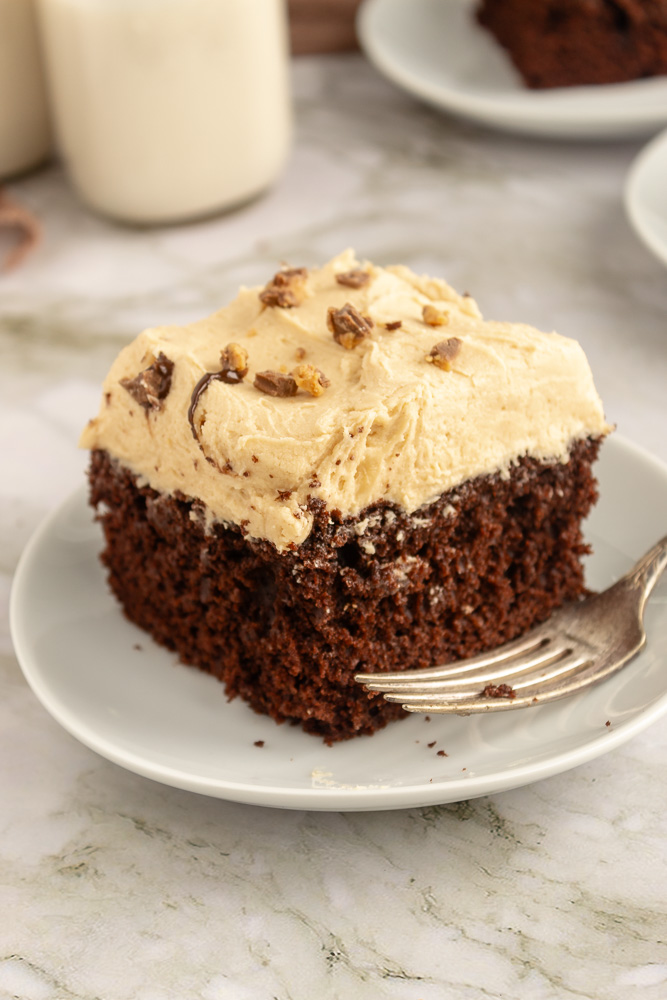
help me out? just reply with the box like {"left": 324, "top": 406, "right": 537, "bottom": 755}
{"left": 37, "top": 0, "right": 292, "bottom": 224}
{"left": 0, "top": 0, "right": 51, "bottom": 178}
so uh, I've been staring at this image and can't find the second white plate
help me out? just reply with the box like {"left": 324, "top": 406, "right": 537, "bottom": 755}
{"left": 625, "top": 127, "right": 667, "bottom": 269}
{"left": 357, "top": 0, "right": 667, "bottom": 140}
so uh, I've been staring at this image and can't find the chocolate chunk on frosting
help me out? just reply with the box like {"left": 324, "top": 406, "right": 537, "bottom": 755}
{"left": 120, "top": 352, "right": 174, "bottom": 411}
{"left": 327, "top": 303, "right": 373, "bottom": 349}
{"left": 259, "top": 267, "right": 307, "bottom": 309}
{"left": 426, "top": 338, "right": 462, "bottom": 371}
{"left": 335, "top": 268, "right": 370, "bottom": 289}
{"left": 254, "top": 370, "right": 298, "bottom": 397}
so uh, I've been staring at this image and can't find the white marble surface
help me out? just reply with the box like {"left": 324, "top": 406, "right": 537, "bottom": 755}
{"left": 2, "top": 55, "right": 667, "bottom": 1000}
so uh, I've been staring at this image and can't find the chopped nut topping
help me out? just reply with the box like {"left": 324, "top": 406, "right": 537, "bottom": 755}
{"left": 276, "top": 489, "right": 293, "bottom": 501}
{"left": 422, "top": 304, "right": 449, "bottom": 327}
{"left": 292, "top": 364, "right": 330, "bottom": 397}
{"left": 425, "top": 337, "right": 462, "bottom": 371}
{"left": 384, "top": 320, "right": 402, "bottom": 331}
{"left": 254, "top": 370, "right": 298, "bottom": 397}
{"left": 219, "top": 342, "right": 249, "bottom": 383}
{"left": 120, "top": 352, "right": 174, "bottom": 411}
{"left": 335, "top": 268, "right": 370, "bottom": 289}
{"left": 295, "top": 346, "right": 307, "bottom": 361}
{"left": 259, "top": 266, "right": 307, "bottom": 308}
{"left": 327, "top": 303, "right": 373, "bottom": 349}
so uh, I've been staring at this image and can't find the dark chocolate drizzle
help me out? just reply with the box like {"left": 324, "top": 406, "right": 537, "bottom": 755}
{"left": 188, "top": 367, "right": 242, "bottom": 442}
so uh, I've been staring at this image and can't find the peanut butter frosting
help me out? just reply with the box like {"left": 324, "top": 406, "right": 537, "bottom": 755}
{"left": 80, "top": 250, "right": 610, "bottom": 550}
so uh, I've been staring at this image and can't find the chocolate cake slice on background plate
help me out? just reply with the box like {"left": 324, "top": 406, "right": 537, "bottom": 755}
{"left": 476, "top": 0, "right": 667, "bottom": 89}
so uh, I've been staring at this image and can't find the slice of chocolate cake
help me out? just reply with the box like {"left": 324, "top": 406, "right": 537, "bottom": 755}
{"left": 477, "top": 0, "right": 667, "bottom": 89}
{"left": 81, "top": 251, "right": 610, "bottom": 742}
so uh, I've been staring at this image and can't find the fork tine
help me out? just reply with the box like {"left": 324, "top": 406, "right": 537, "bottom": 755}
{"left": 361, "top": 639, "right": 575, "bottom": 693}
{"left": 384, "top": 649, "right": 594, "bottom": 704}
{"left": 355, "top": 622, "right": 552, "bottom": 686}
{"left": 398, "top": 645, "right": 642, "bottom": 714}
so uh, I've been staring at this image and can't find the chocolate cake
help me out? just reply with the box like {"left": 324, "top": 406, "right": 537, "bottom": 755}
{"left": 81, "top": 251, "right": 610, "bottom": 742}
{"left": 477, "top": 0, "right": 667, "bottom": 89}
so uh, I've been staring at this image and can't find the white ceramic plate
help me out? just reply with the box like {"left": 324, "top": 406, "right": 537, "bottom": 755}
{"left": 625, "top": 127, "right": 667, "bottom": 268}
{"left": 10, "top": 435, "right": 667, "bottom": 811}
{"left": 357, "top": 0, "right": 667, "bottom": 140}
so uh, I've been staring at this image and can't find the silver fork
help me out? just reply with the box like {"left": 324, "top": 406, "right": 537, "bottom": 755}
{"left": 355, "top": 536, "right": 667, "bottom": 715}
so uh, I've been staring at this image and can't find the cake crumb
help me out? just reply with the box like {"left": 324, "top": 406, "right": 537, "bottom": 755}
{"left": 328, "top": 303, "right": 373, "bottom": 349}
{"left": 437, "top": 750, "right": 448, "bottom": 757}
{"left": 385, "top": 320, "right": 402, "bottom": 331}
{"left": 605, "top": 720, "right": 611, "bottom": 727}
{"left": 427, "top": 741, "right": 436, "bottom": 748}
{"left": 481, "top": 683, "right": 516, "bottom": 699}
{"left": 254, "top": 740, "right": 265, "bottom": 747}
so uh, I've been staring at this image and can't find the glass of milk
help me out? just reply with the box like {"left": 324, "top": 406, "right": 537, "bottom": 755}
{"left": 0, "top": 0, "right": 52, "bottom": 179}
{"left": 37, "top": 0, "right": 292, "bottom": 224}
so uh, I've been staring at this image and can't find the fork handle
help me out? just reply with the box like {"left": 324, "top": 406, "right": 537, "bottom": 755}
{"left": 623, "top": 535, "right": 667, "bottom": 611}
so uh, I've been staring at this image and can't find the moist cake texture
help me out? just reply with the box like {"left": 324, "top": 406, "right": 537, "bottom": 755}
{"left": 81, "top": 251, "right": 610, "bottom": 741}
{"left": 477, "top": 0, "right": 667, "bottom": 89}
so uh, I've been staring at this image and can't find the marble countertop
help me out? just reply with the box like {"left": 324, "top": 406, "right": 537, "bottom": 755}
{"left": 2, "top": 55, "right": 667, "bottom": 1000}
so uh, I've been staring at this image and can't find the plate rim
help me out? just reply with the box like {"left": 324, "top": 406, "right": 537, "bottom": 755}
{"left": 357, "top": 0, "right": 667, "bottom": 137}
{"left": 624, "top": 125, "right": 667, "bottom": 269}
{"left": 10, "top": 433, "right": 667, "bottom": 811}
